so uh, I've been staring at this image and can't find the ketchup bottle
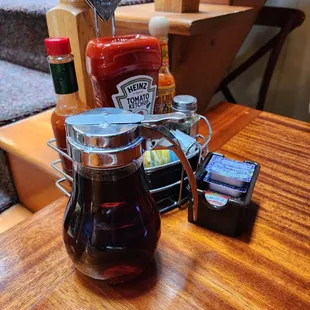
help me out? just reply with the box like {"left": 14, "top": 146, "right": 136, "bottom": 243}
{"left": 45, "top": 37, "right": 87, "bottom": 176}
{"left": 86, "top": 35, "right": 161, "bottom": 115}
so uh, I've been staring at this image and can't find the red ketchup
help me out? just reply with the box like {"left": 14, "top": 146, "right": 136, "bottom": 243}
{"left": 86, "top": 35, "right": 162, "bottom": 115}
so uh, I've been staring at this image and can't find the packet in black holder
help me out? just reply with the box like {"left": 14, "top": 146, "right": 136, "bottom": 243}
{"left": 188, "top": 152, "right": 260, "bottom": 236}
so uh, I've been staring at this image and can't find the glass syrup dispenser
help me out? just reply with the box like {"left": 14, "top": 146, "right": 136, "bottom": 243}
{"left": 63, "top": 108, "right": 198, "bottom": 283}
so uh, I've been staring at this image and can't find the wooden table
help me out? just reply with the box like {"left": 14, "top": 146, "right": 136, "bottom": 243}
{"left": 116, "top": 3, "right": 265, "bottom": 111}
{"left": 1, "top": 102, "right": 309, "bottom": 309}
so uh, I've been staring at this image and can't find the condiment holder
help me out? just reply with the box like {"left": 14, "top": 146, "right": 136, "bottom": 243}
{"left": 188, "top": 152, "right": 260, "bottom": 236}
{"left": 48, "top": 109, "right": 261, "bottom": 239}
{"left": 48, "top": 109, "right": 212, "bottom": 215}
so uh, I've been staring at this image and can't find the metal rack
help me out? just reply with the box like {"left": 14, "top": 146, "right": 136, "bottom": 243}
{"left": 48, "top": 115, "right": 212, "bottom": 214}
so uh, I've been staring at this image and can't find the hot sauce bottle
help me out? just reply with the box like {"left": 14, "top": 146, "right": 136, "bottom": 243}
{"left": 149, "top": 17, "right": 176, "bottom": 114}
{"left": 86, "top": 35, "right": 162, "bottom": 115}
{"left": 45, "top": 37, "right": 87, "bottom": 176}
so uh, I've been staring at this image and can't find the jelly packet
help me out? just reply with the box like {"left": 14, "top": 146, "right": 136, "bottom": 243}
{"left": 204, "top": 173, "right": 247, "bottom": 198}
{"left": 206, "top": 155, "right": 255, "bottom": 187}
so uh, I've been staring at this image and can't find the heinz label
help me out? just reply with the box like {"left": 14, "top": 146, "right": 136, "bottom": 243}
{"left": 112, "top": 75, "right": 157, "bottom": 115}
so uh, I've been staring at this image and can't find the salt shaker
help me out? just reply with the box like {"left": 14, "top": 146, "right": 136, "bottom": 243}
{"left": 171, "top": 95, "right": 200, "bottom": 137}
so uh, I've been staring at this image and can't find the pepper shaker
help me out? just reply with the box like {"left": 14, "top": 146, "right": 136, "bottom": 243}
{"left": 171, "top": 95, "right": 200, "bottom": 137}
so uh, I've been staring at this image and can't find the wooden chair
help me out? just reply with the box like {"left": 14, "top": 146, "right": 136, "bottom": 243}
{"left": 216, "top": 6, "right": 305, "bottom": 110}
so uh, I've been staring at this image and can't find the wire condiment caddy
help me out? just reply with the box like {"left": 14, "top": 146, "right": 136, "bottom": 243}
{"left": 48, "top": 115, "right": 212, "bottom": 214}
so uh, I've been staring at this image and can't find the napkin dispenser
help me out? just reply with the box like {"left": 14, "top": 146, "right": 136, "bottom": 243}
{"left": 188, "top": 152, "right": 260, "bottom": 236}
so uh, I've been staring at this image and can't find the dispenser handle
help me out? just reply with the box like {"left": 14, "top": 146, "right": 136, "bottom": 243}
{"left": 140, "top": 124, "right": 199, "bottom": 221}
{"left": 141, "top": 112, "right": 186, "bottom": 125}
{"left": 105, "top": 112, "right": 186, "bottom": 125}
{"left": 66, "top": 111, "right": 186, "bottom": 126}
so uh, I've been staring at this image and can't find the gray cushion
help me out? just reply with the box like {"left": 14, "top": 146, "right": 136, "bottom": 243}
{"left": 0, "top": 60, "right": 55, "bottom": 126}
{"left": 0, "top": 0, "right": 154, "bottom": 73}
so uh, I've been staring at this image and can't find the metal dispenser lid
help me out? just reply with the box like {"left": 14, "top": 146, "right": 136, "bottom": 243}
{"left": 65, "top": 108, "right": 186, "bottom": 168}
{"left": 66, "top": 108, "right": 141, "bottom": 148}
{"left": 66, "top": 108, "right": 143, "bottom": 168}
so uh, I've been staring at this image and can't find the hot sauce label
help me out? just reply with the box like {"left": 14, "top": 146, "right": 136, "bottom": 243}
{"left": 156, "top": 85, "right": 176, "bottom": 114}
{"left": 49, "top": 61, "right": 78, "bottom": 95}
{"left": 112, "top": 75, "right": 157, "bottom": 115}
{"left": 161, "top": 42, "right": 169, "bottom": 68}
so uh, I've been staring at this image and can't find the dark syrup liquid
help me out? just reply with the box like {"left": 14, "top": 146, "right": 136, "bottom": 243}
{"left": 63, "top": 162, "right": 161, "bottom": 283}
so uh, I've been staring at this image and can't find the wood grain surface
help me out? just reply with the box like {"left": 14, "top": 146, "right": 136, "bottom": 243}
{"left": 0, "top": 203, "right": 32, "bottom": 234}
{"left": 1, "top": 103, "right": 309, "bottom": 309}
{"left": 0, "top": 110, "right": 63, "bottom": 212}
{"left": 202, "top": 101, "right": 261, "bottom": 151}
{"left": 0, "top": 197, "right": 73, "bottom": 310}
{"left": 169, "top": 5, "right": 256, "bottom": 111}
{"left": 201, "top": 0, "right": 266, "bottom": 8}
{"left": 7, "top": 155, "right": 64, "bottom": 212}
{"left": 115, "top": 3, "right": 252, "bottom": 36}
{"left": 155, "top": 0, "right": 200, "bottom": 13}
{"left": 217, "top": 111, "right": 310, "bottom": 309}
{"left": 0, "top": 110, "right": 59, "bottom": 180}
{"left": 115, "top": 3, "right": 264, "bottom": 110}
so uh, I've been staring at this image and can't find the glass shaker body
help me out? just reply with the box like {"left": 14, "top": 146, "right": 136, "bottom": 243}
{"left": 63, "top": 158, "right": 161, "bottom": 283}
{"left": 170, "top": 95, "right": 200, "bottom": 137}
{"left": 176, "top": 111, "right": 200, "bottom": 137}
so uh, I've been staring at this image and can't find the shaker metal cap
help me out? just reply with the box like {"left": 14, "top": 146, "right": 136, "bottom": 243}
{"left": 172, "top": 95, "right": 198, "bottom": 113}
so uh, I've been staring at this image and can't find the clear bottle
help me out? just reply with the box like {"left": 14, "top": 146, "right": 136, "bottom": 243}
{"left": 149, "top": 16, "right": 176, "bottom": 114}
{"left": 45, "top": 37, "right": 87, "bottom": 176}
{"left": 63, "top": 108, "right": 199, "bottom": 283}
{"left": 171, "top": 95, "right": 200, "bottom": 137}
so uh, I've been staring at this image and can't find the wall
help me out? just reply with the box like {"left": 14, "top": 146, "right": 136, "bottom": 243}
{"left": 211, "top": 0, "right": 310, "bottom": 122}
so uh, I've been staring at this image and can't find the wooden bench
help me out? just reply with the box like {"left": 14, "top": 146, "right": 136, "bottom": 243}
{"left": 116, "top": 2, "right": 264, "bottom": 111}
